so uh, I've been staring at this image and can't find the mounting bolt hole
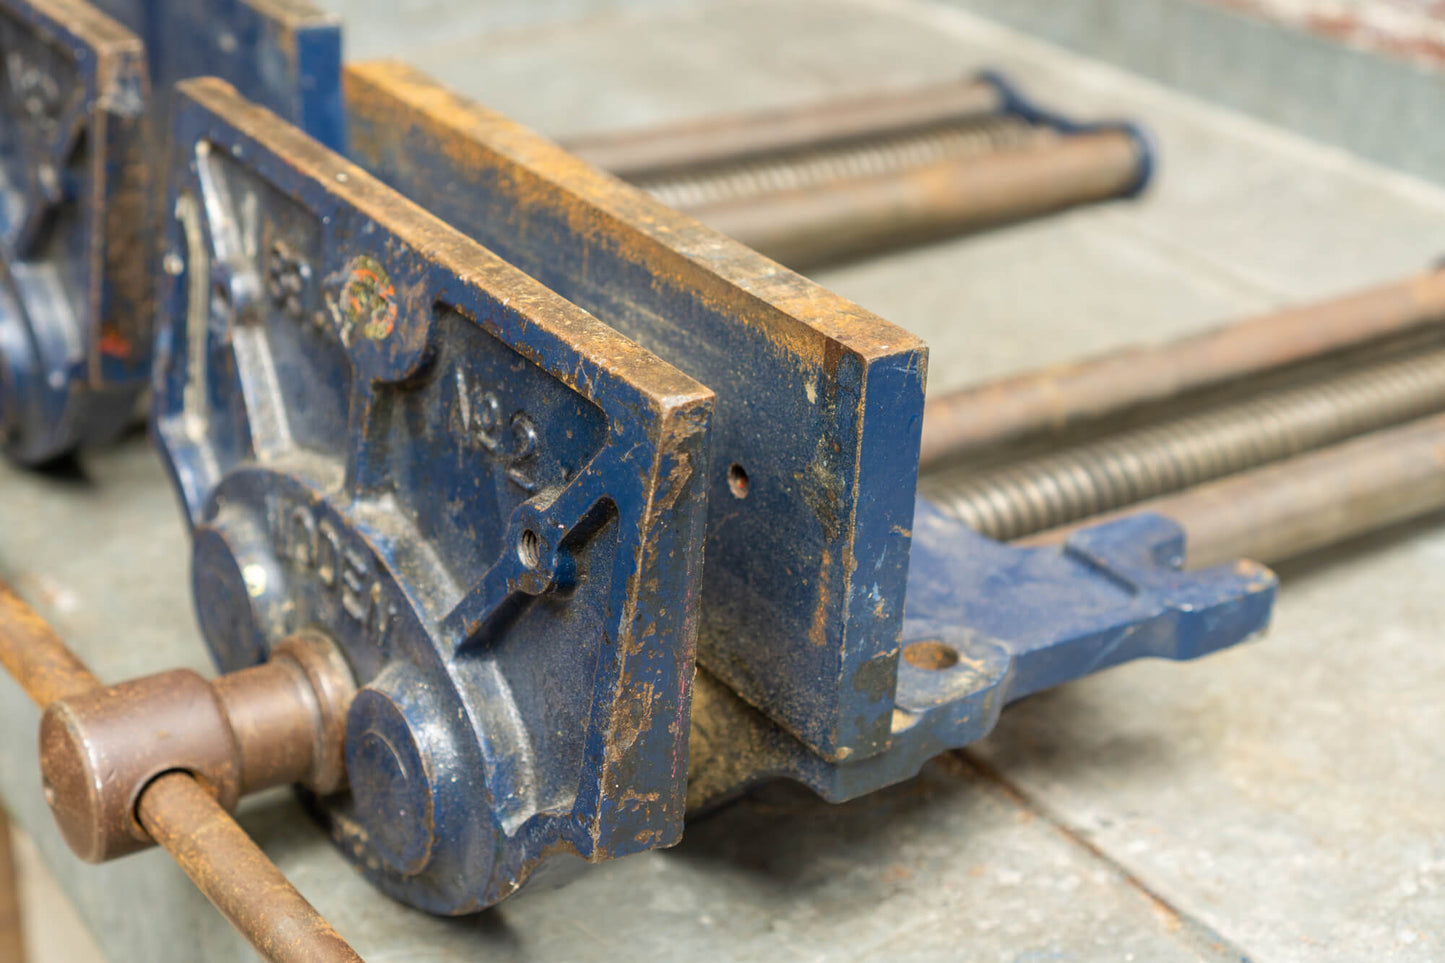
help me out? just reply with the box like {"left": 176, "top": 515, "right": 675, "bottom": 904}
{"left": 902, "top": 640, "right": 959, "bottom": 671}
{"left": 727, "top": 463, "right": 749, "bottom": 499}
{"left": 518, "top": 529, "right": 542, "bottom": 569}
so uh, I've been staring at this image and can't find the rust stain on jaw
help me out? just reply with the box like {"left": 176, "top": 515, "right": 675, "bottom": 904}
{"left": 340, "top": 60, "right": 927, "bottom": 368}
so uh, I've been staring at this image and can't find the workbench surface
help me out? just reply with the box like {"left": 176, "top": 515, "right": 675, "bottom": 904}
{"left": 4, "top": 0, "right": 1444, "bottom": 959}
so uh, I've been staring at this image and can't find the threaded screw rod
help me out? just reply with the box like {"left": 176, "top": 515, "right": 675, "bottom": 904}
{"left": 563, "top": 75, "right": 1007, "bottom": 176}
{"left": 632, "top": 114, "right": 1050, "bottom": 211}
{"left": 921, "top": 345, "right": 1445, "bottom": 541}
{"left": 1018, "top": 412, "right": 1445, "bottom": 569}
{"left": 563, "top": 77, "right": 1146, "bottom": 268}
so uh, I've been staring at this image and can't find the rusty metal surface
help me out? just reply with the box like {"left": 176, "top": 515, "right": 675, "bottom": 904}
{"left": 213, "top": 632, "right": 355, "bottom": 796}
{"left": 561, "top": 70, "right": 1154, "bottom": 269}
{"left": 137, "top": 771, "right": 362, "bottom": 963}
{"left": 920, "top": 266, "right": 1445, "bottom": 469}
{"left": 1020, "top": 413, "right": 1445, "bottom": 568}
{"left": 628, "top": 112, "right": 1051, "bottom": 212}
{"left": 564, "top": 74, "right": 1005, "bottom": 176}
{"left": 342, "top": 60, "right": 927, "bottom": 765}
{"left": 0, "top": 581, "right": 101, "bottom": 705}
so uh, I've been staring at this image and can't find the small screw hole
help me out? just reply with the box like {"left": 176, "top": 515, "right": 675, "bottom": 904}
{"left": 518, "top": 529, "right": 542, "bottom": 569}
{"left": 902, "top": 640, "right": 959, "bottom": 671}
{"left": 727, "top": 463, "right": 749, "bottom": 499}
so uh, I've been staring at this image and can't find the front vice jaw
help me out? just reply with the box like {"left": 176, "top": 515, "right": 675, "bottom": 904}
{"left": 150, "top": 79, "right": 715, "bottom": 914}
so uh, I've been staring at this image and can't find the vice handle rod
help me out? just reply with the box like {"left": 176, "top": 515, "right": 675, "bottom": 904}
{"left": 0, "top": 581, "right": 362, "bottom": 963}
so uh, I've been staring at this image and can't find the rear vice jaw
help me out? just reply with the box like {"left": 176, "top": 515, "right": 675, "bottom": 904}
{"left": 0, "top": 0, "right": 149, "bottom": 462}
{"left": 153, "top": 79, "right": 713, "bottom": 913}
{"left": 0, "top": 0, "right": 343, "bottom": 465}
{"left": 688, "top": 502, "right": 1277, "bottom": 809}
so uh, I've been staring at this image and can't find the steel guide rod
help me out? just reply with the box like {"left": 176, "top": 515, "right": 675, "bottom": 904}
{"left": 138, "top": 773, "right": 362, "bottom": 963}
{"left": 0, "top": 581, "right": 363, "bottom": 963}
{"left": 919, "top": 267, "right": 1445, "bottom": 471}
